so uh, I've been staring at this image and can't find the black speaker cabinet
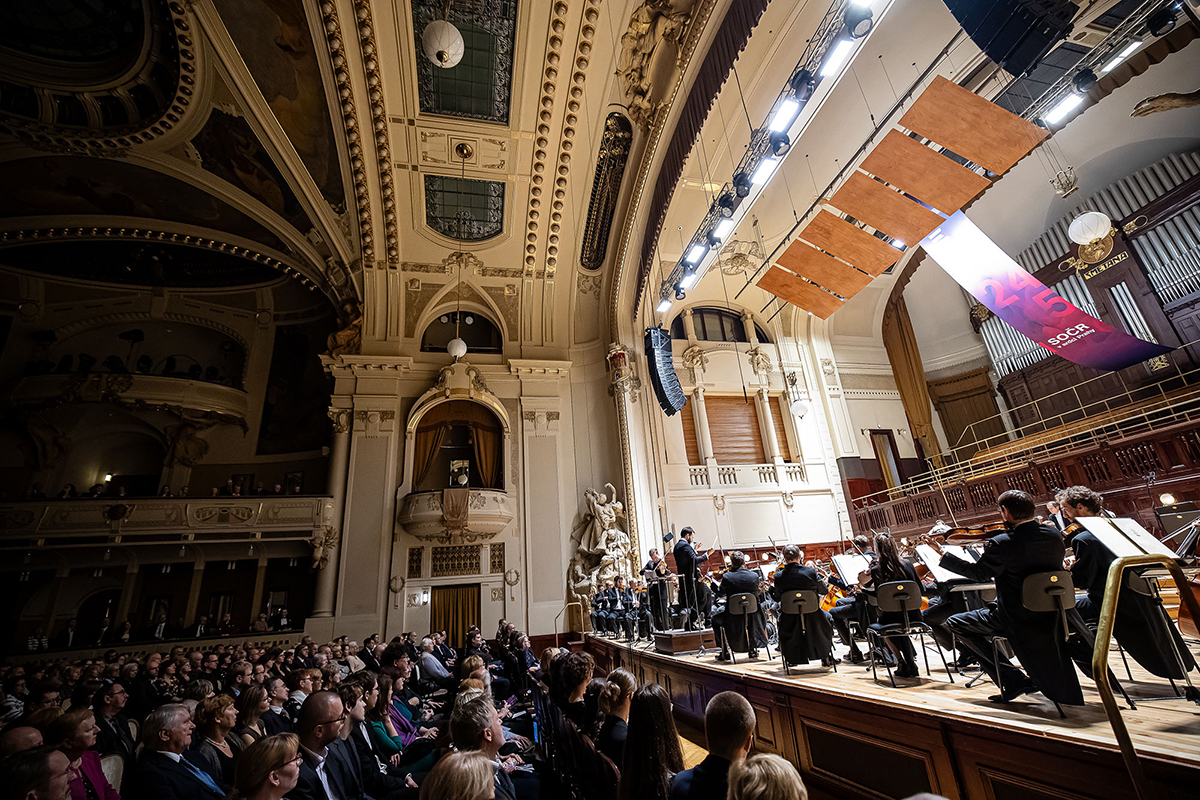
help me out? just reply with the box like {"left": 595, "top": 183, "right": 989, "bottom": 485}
{"left": 941, "top": 0, "right": 1077, "bottom": 76}
{"left": 644, "top": 326, "right": 687, "bottom": 416}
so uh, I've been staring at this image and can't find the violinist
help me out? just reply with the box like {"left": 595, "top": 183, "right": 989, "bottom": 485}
{"left": 713, "top": 550, "right": 767, "bottom": 661}
{"left": 673, "top": 527, "right": 709, "bottom": 631}
{"left": 830, "top": 535, "right": 874, "bottom": 664}
{"left": 1060, "top": 486, "right": 1195, "bottom": 680}
{"left": 644, "top": 547, "right": 672, "bottom": 632}
{"left": 771, "top": 545, "right": 836, "bottom": 667}
{"left": 940, "top": 490, "right": 1085, "bottom": 706}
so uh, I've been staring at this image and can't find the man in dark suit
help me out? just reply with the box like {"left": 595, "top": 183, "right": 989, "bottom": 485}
{"left": 673, "top": 527, "right": 709, "bottom": 630}
{"left": 291, "top": 691, "right": 375, "bottom": 800}
{"left": 1061, "top": 485, "right": 1196, "bottom": 680}
{"left": 610, "top": 576, "right": 635, "bottom": 641}
{"left": 52, "top": 618, "right": 80, "bottom": 650}
{"left": 771, "top": 546, "right": 836, "bottom": 667}
{"left": 590, "top": 585, "right": 611, "bottom": 636}
{"left": 449, "top": 693, "right": 531, "bottom": 800}
{"left": 339, "top": 685, "right": 419, "bottom": 798}
{"left": 189, "top": 615, "right": 210, "bottom": 638}
{"left": 942, "top": 489, "right": 1085, "bottom": 706}
{"left": 146, "top": 613, "right": 172, "bottom": 642}
{"left": 669, "top": 691, "right": 755, "bottom": 800}
{"left": 94, "top": 679, "right": 137, "bottom": 765}
{"left": 271, "top": 607, "right": 292, "bottom": 631}
{"left": 712, "top": 551, "right": 766, "bottom": 661}
{"left": 129, "top": 704, "right": 224, "bottom": 800}
{"left": 1046, "top": 500, "right": 1066, "bottom": 531}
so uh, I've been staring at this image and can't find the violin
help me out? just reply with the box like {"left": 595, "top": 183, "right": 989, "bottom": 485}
{"left": 1061, "top": 521, "right": 1085, "bottom": 544}
{"left": 945, "top": 521, "right": 1009, "bottom": 544}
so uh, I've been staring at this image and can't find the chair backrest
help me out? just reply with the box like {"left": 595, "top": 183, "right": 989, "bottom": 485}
{"left": 127, "top": 718, "right": 139, "bottom": 743}
{"left": 725, "top": 592, "right": 759, "bottom": 615}
{"left": 780, "top": 590, "right": 820, "bottom": 615}
{"left": 1021, "top": 571, "right": 1075, "bottom": 612}
{"left": 100, "top": 753, "right": 124, "bottom": 793}
{"left": 980, "top": 585, "right": 998, "bottom": 604}
{"left": 1125, "top": 571, "right": 1155, "bottom": 597}
{"left": 874, "top": 581, "right": 923, "bottom": 614}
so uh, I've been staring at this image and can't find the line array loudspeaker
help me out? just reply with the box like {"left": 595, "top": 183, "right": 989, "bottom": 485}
{"left": 941, "top": 0, "right": 1077, "bottom": 77}
{"left": 644, "top": 326, "right": 687, "bottom": 416}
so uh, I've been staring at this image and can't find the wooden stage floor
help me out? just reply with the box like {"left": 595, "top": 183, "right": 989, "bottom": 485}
{"left": 584, "top": 632, "right": 1200, "bottom": 798}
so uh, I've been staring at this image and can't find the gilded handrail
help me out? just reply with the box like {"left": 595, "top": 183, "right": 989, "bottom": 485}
{"left": 553, "top": 601, "right": 583, "bottom": 648}
{"left": 1090, "top": 554, "right": 1200, "bottom": 800}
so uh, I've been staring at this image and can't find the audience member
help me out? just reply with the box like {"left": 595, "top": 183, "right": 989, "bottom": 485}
{"left": 46, "top": 707, "right": 121, "bottom": 800}
{"left": 129, "top": 704, "right": 224, "bottom": 799}
{"left": 618, "top": 684, "right": 684, "bottom": 800}
{"left": 188, "top": 694, "right": 244, "bottom": 790}
{"left": 93, "top": 680, "right": 137, "bottom": 765}
{"left": 450, "top": 694, "right": 519, "bottom": 800}
{"left": 596, "top": 668, "right": 636, "bottom": 767}
{"left": 232, "top": 733, "right": 302, "bottom": 800}
{"left": 261, "top": 678, "right": 293, "bottom": 736}
{"left": 556, "top": 652, "right": 595, "bottom": 730}
{"left": 418, "top": 750, "right": 494, "bottom": 800}
{"left": 669, "top": 691, "right": 756, "bottom": 800}
{"left": 235, "top": 684, "right": 271, "bottom": 746}
{"left": 0, "top": 726, "right": 43, "bottom": 759}
{"left": 727, "top": 753, "right": 808, "bottom": 800}
{"left": 290, "top": 690, "right": 371, "bottom": 800}
{"left": 2, "top": 746, "right": 73, "bottom": 800}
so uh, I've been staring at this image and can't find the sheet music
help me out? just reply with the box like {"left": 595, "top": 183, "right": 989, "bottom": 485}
{"left": 915, "top": 544, "right": 971, "bottom": 583}
{"left": 941, "top": 544, "right": 980, "bottom": 564}
{"left": 831, "top": 553, "right": 870, "bottom": 586}
{"left": 1077, "top": 517, "right": 1144, "bottom": 559}
{"left": 1086, "top": 516, "right": 1181, "bottom": 560}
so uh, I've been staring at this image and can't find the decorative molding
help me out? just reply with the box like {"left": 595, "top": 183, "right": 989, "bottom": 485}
{"left": 747, "top": 345, "right": 774, "bottom": 375}
{"left": 681, "top": 345, "right": 709, "bottom": 370}
{"left": 491, "top": 587, "right": 504, "bottom": 601}
{"left": 346, "top": 0, "right": 397, "bottom": 265}
{"left": 580, "top": 114, "right": 634, "bottom": 270}
{"left": 328, "top": 408, "right": 351, "bottom": 434}
{"left": 524, "top": 0, "right": 572, "bottom": 277}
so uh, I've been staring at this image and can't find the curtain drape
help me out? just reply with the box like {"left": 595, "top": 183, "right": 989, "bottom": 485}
{"left": 882, "top": 295, "right": 943, "bottom": 467}
{"left": 413, "top": 423, "right": 447, "bottom": 488}
{"left": 470, "top": 423, "right": 500, "bottom": 488}
{"left": 431, "top": 584, "right": 480, "bottom": 650}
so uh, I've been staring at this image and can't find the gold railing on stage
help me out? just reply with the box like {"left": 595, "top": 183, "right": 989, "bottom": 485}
{"left": 1091, "top": 554, "right": 1200, "bottom": 800}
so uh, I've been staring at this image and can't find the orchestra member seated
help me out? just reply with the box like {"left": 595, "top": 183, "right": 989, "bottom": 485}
{"left": 590, "top": 586, "right": 610, "bottom": 636}
{"left": 1060, "top": 485, "right": 1196, "bottom": 679}
{"left": 770, "top": 546, "right": 836, "bottom": 668}
{"left": 861, "top": 533, "right": 922, "bottom": 678}
{"left": 610, "top": 576, "right": 635, "bottom": 641}
{"left": 940, "top": 490, "right": 1084, "bottom": 706}
{"left": 829, "top": 536, "right": 875, "bottom": 664}
{"left": 713, "top": 551, "right": 766, "bottom": 662}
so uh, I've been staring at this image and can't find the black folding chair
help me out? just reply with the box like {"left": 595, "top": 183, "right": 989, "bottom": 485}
{"left": 866, "top": 581, "right": 953, "bottom": 688}
{"left": 779, "top": 590, "right": 835, "bottom": 675}
{"left": 722, "top": 592, "right": 773, "bottom": 664}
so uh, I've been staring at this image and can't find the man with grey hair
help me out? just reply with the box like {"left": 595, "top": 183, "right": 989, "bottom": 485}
{"left": 451, "top": 694, "right": 517, "bottom": 800}
{"left": 129, "top": 703, "right": 223, "bottom": 799}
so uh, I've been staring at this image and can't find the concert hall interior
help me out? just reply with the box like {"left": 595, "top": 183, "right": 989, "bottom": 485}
{"left": 1, "top": 0, "right": 1200, "bottom": 798}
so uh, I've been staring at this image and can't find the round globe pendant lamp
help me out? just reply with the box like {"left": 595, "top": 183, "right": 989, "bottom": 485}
{"left": 422, "top": 14, "right": 464, "bottom": 69}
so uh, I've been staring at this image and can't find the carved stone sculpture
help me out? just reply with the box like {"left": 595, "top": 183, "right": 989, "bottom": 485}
{"left": 309, "top": 525, "right": 340, "bottom": 569}
{"left": 566, "top": 483, "right": 632, "bottom": 627}
{"left": 327, "top": 300, "right": 363, "bottom": 356}
{"left": 617, "top": 1, "right": 694, "bottom": 130}
{"left": 1132, "top": 88, "right": 1200, "bottom": 117}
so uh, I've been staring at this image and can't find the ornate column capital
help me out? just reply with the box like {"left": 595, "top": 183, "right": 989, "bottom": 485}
{"left": 606, "top": 344, "right": 641, "bottom": 400}
{"left": 328, "top": 408, "right": 352, "bottom": 435}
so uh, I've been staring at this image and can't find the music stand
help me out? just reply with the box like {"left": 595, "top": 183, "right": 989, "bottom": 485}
{"left": 1154, "top": 503, "right": 1200, "bottom": 558}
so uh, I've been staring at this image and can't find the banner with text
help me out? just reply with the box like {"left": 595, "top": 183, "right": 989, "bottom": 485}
{"left": 922, "top": 212, "right": 1173, "bottom": 372}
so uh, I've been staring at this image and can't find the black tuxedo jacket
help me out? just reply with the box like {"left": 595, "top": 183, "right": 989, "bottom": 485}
{"left": 127, "top": 751, "right": 224, "bottom": 800}
{"left": 96, "top": 711, "right": 137, "bottom": 762}
{"left": 291, "top": 738, "right": 375, "bottom": 800}
{"left": 673, "top": 539, "right": 708, "bottom": 579}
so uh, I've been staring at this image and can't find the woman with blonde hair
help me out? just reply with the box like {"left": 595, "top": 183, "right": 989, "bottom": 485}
{"left": 232, "top": 733, "right": 301, "bottom": 800}
{"left": 418, "top": 750, "right": 495, "bottom": 800}
{"left": 191, "top": 693, "right": 245, "bottom": 789}
{"left": 727, "top": 753, "right": 809, "bottom": 800}
{"left": 46, "top": 707, "right": 120, "bottom": 800}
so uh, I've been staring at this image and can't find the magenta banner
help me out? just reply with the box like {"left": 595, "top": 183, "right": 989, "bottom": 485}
{"left": 922, "top": 212, "right": 1173, "bottom": 372}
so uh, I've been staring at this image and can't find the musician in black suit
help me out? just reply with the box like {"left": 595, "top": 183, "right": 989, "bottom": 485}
{"left": 771, "top": 546, "right": 836, "bottom": 667}
{"left": 290, "top": 691, "right": 374, "bottom": 800}
{"left": 608, "top": 576, "right": 636, "bottom": 640}
{"left": 1060, "top": 485, "right": 1196, "bottom": 679}
{"left": 590, "top": 584, "right": 611, "bottom": 636}
{"left": 673, "top": 527, "right": 709, "bottom": 631}
{"left": 713, "top": 551, "right": 766, "bottom": 661}
{"left": 644, "top": 548, "right": 672, "bottom": 631}
{"left": 941, "top": 490, "right": 1085, "bottom": 705}
{"left": 129, "top": 704, "right": 225, "bottom": 800}
{"left": 829, "top": 535, "right": 875, "bottom": 664}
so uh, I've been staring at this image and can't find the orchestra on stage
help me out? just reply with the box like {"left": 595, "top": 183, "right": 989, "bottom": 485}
{"left": 587, "top": 484, "right": 1199, "bottom": 711}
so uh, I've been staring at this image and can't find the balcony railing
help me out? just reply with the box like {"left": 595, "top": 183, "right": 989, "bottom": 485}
{"left": 396, "top": 489, "right": 514, "bottom": 544}
{"left": 0, "top": 496, "right": 332, "bottom": 547}
{"left": 668, "top": 462, "right": 808, "bottom": 492}
{"left": 9, "top": 373, "right": 250, "bottom": 419}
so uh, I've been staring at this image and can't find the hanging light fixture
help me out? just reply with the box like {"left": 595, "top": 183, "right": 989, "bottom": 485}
{"left": 447, "top": 142, "right": 472, "bottom": 360}
{"left": 422, "top": 2, "right": 464, "bottom": 68}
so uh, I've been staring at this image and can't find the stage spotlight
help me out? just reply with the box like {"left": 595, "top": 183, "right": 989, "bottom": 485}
{"left": 674, "top": 284, "right": 686, "bottom": 301}
{"left": 844, "top": 4, "right": 873, "bottom": 38}
{"left": 769, "top": 130, "right": 791, "bottom": 157}
{"left": 717, "top": 192, "right": 739, "bottom": 217}
{"left": 708, "top": 218, "right": 736, "bottom": 247}
{"left": 1072, "top": 68, "right": 1097, "bottom": 93}
{"left": 790, "top": 69, "right": 816, "bottom": 102}
{"left": 1159, "top": 492, "right": 1176, "bottom": 506}
{"left": 1147, "top": 6, "right": 1178, "bottom": 37}
{"left": 733, "top": 172, "right": 752, "bottom": 197}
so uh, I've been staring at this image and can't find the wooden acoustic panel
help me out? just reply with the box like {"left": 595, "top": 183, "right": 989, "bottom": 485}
{"left": 828, "top": 172, "right": 944, "bottom": 246}
{"left": 758, "top": 266, "right": 844, "bottom": 319}
{"left": 860, "top": 130, "right": 992, "bottom": 215}
{"left": 776, "top": 239, "right": 872, "bottom": 299}
{"left": 800, "top": 210, "right": 900, "bottom": 276}
{"left": 899, "top": 75, "right": 1047, "bottom": 175}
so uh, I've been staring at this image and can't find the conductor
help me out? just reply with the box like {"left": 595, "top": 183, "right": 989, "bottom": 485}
{"left": 673, "top": 527, "right": 709, "bottom": 631}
